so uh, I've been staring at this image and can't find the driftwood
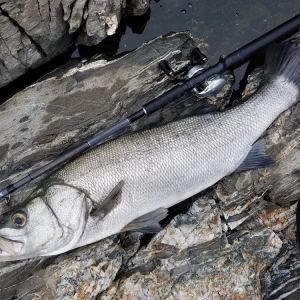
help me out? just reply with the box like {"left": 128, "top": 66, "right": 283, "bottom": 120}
{"left": 0, "top": 31, "right": 299, "bottom": 299}
{"left": 0, "top": 0, "right": 150, "bottom": 88}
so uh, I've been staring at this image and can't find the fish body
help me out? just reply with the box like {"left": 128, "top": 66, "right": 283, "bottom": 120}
{"left": 0, "top": 40, "right": 300, "bottom": 261}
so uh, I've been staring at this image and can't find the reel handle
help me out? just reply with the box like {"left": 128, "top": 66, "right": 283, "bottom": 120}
{"left": 191, "top": 48, "right": 207, "bottom": 63}
{"left": 159, "top": 60, "right": 175, "bottom": 76}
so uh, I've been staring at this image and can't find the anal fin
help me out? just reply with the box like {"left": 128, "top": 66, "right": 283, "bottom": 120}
{"left": 122, "top": 208, "right": 168, "bottom": 233}
{"left": 235, "top": 139, "right": 275, "bottom": 172}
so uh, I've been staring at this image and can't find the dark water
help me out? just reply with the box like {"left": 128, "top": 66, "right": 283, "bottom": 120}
{"left": 1, "top": 0, "right": 300, "bottom": 100}
{"left": 115, "top": 0, "right": 299, "bottom": 91}
{"left": 117, "top": 0, "right": 299, "bottom": 63}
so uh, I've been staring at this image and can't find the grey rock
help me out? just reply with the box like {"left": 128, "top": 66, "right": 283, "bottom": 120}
{"left": 100, "top": 198, "right": 281, "bottom": 300}
{"left": 0, "top": 32, "right": 299, "bottom": 299}
{"left": 0, "top": 0, "right": 150, "bottom": 87}
{"left": 76, "top": 0, "right": 125, "bottom": 46}
{"left": 126, "top": 0, "right": 150, "bottom": 17}
{"left": 0, "top": 0, "right": 71, "bottom": 88}
{"left": 0, "top": 8, "right": 44, "bottom": 87}
{"left": 0, "top": 0, "right": 71, "bottom": 57}
{"left": 0, "top": 233, "right": 142, "bottom": 299}
{"left": 68, "top": 0, "right": 88, "bottom": 34}
{"left": 263, "top": 241, "right": 300, "bottom": 300}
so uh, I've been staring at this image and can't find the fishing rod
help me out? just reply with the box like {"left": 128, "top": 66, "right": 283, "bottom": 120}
{"left": 1, "top": 13, "right": 300, "bottom": 202}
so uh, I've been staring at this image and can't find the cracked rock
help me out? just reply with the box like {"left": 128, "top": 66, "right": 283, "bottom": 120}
{"left": 76, "top": 0, "right": 124, "bottom": 45}
{"left": 0, "top": 9, "right": 44, "bottom": 87}
{"left": 100, "top": 198, "right": 281, "bottom": 300}
{"left": 0, "top": 0, "right": 71, "bottom": 88}
{"left": 0, "top": 233, "right": 142, "bottom": 299}
{"left": 0, "top": 0, "right": 151, "bottom": 87}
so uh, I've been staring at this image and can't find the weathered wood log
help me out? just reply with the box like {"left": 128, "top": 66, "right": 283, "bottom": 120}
{"left": 0, "top": 32, "right": 299, "bottom": 300}
{"left": 0, "top": 31, "right": 196, "bottom": 213}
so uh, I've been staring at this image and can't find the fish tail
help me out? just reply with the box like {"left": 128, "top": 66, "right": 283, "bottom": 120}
{"left": 265, "top": 36, "right": 300, "bottom": 97}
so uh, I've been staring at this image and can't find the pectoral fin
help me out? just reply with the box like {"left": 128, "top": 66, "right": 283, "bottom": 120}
{"left": 235, "top": 139, "right": 275, "bottom": 172}
{"left": 122, "top": 208, "right": 168, "bottom": 233}
{"left": 91, "top": 180, "right": 125, "bottom": 218}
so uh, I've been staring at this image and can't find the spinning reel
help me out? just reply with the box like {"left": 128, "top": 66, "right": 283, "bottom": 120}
{"left": 159, "top": 48, "right": 227, "bottom": 98}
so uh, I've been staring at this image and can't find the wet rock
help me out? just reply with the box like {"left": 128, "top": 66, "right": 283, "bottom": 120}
{"left": 0, "top": 0, "right": 72, "bottom": 87}
{"left": 75, "top": 0, "right": 125, "bottom": 46}
{"left": 0, "top": 0, "right": 151, "bottom": 88}
{"left": 0, "top": 32, "right": 299, "bottom": 299}
{"left": 126, "top": 0, "right": 150, "bottom": 17}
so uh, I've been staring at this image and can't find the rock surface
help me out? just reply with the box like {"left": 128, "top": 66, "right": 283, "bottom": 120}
{"left": 0, "top": 32, "right": 300, "bottom": 299}
{"left": 0, "top": 0, "right": 150, "bottom": 88}
{"left": 100, "top": 199, "right": 281, "bottom": 300}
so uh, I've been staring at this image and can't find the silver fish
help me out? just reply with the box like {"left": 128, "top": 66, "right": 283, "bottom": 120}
{"left": 0, "top": 39, "right": 300, "bottom": 261}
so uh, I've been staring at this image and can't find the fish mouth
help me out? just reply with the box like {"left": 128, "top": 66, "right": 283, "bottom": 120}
{"left": 0, "top": 235, "right": 25, "bottom": 257}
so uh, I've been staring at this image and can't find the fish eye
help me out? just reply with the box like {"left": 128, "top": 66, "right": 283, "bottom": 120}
{"left": 11, "top": 211, "right": 27, "bottom": 228}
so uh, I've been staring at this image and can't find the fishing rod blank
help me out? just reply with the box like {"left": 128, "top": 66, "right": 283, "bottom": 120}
{"left": 1, "top": 13, "right": 300, "bottom": 200}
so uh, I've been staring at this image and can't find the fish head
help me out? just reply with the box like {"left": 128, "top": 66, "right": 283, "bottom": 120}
{"left": 0, "top": 183, "right": 88, "bottom": 261}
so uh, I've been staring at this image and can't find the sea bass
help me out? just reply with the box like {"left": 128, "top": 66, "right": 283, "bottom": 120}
{"left": 0, "top": 39, "right": 300, "bottom": 261}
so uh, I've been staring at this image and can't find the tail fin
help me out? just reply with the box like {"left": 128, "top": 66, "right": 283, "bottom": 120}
{"left": 265, "top": 36, "right": 300, "bottom": 92}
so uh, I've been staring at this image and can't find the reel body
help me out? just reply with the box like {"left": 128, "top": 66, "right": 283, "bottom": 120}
{"left": 159, "top": 47, "right": 227, "bottom": 99}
